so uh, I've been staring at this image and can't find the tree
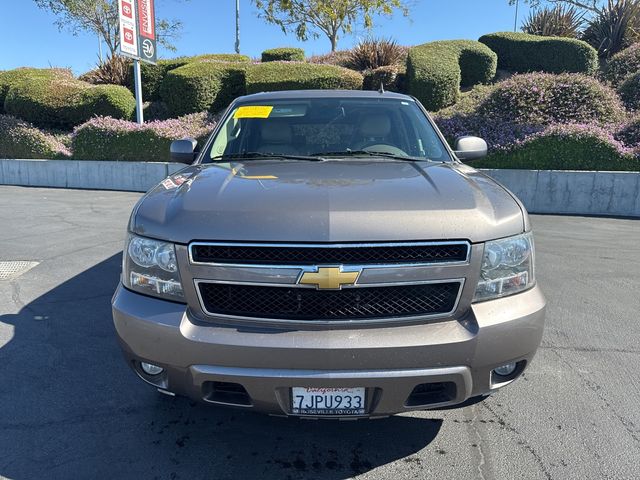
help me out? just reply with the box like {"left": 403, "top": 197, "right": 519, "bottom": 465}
{"left": 252, "top": 0, "right": 410, "bottom": 52}
{"left": 34, "top": 0, "right": 184, "bottom": 58}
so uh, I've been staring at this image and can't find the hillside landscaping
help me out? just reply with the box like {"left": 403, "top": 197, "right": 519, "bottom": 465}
{"left": 2, "top": 32, "right": 640, "bottom": 171}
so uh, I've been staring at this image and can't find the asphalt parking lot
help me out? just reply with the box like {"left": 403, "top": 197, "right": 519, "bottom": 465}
{"left": 1, "top": 185, "right": 639, "bottom": 480}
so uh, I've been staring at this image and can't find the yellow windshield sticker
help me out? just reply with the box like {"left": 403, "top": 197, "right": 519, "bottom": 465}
{"left": 234, "top": 105, "right": 274, "bottom": 119}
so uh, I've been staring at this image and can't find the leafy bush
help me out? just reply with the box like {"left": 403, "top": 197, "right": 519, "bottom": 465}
{"left": 474, "top": 124, "right": 639, "bottom": 171}
{"left": 261, "top": 47, "right": 305, "bottom": 62}
{"left": 0, "top": 68, "right": 72, "bottom": 113}
{"left": 476, "top": 73, "right": 624, "bottom": 125}
{"left": 79, "top": 55, "right": 132, "bottom": 86}
{"left": 522, "top": 5, "right": 584, "bottom": 38}
{"left": 363, "top": 65, "right": 405, "bottom": 91}
{"left": 72, "top": 112, "right": 217, "bottom": 162}
{"left": 582, "top": 0, "right": 640, "bottom": 58}
{"left": 603, "top": 43, "right": 640, "bottom": 86}
{"left": 245, "top": 62, "right": 363, "bottom": 93}
{"left": 4, "top": 76, "right": 136, "bottom": 129}
{"left": 618, "top": 70, "right": 640, "bottom": 109}
{"left": 406, "top": 40, "right": 497, "bottom": 111}
{"left": 132, "top": 54, "right": 251, "bottom": 102}
{"left": 479, "top": 32, "right": 598, "bottom": 74}
{"left": 0, "top": 114, "right": 70, "bottom": 159}
{"left": 160, "top": 62, "right": 249, "bottom": 116}
{"left": 345, "top": 38, "right": 408, "bottom": 71}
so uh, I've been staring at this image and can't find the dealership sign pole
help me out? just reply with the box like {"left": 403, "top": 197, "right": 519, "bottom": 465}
{"left": 118, "top": 0, "right": 157, "bottom": 124}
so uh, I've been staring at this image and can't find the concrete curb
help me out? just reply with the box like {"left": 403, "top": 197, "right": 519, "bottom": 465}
{"left": 0, "top": 159, "right": 185, "bottom": 193}
{"left": 482, "top": 169, "right": 640, "bottom": 218}
{"left": 0, "top": 159, "right": 638, "bottom": 217}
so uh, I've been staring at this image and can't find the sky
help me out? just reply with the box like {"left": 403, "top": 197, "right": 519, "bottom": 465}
{"left": 0, "top": 0, "right": 533, "bottom": 75}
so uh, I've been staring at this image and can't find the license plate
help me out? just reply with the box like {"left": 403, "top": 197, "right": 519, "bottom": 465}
{"left": 291, "top": 387, "right": 366, "bottom": 416}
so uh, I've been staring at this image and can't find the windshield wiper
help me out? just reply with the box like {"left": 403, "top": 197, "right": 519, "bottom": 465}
{"left": 310, "top": 150, "right": 432, "bottom": 162}
{"left": 211, "top": 152, "right": 324, "bottom": 162}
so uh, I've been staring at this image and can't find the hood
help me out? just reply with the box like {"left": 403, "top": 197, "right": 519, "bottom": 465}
{"left": 131, "top": 160, "right": 524, "bottom": 244}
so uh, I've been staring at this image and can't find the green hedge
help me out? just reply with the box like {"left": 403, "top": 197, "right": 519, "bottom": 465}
{"left": 479, "top": 32, "right": 598, "bottom": 75}
{"left": 406, "top": 40, "right": 497, "bottom": 111}
{"left": 72, "top": 113, "right": 215, "bottom": 162}
{"left": 363, "top": 65, "right": 406, "bottom": 92}
{"left": 0, "top": 114, "right": 70, "bottom": 159}
{"left": 618, "top": 71, "right": 640, "bottom": 111}
{"left": 261, "top": 48, "right": 305, "bottom": 62}
{"left": 0, "top": 68, "right": 72, "bottom": 113}
{"left": 160, "top": 62, "right": 249, "bottom": 116}
{"left": 4, "top": 77, "right": 136, "bottom": 129}
{"left": 474, "top": 126, "right": 639, "bottom": 171}
{"left": 605, "top": 44, "right": 640, "bottom": 88}
{"left": 132, "top": 54, "right": 251, "bottom": 102}
{"left": 246, "top": 62, "right": 363, "bottom": 94}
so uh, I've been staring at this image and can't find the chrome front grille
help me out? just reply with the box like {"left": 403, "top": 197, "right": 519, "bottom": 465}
{"left": 187, "top": 241, "right": 471, "bottom": 323}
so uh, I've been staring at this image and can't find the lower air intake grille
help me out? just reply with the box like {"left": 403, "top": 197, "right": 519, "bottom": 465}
{"left": 197, "top": 282, "right": 461, "bottom": 321}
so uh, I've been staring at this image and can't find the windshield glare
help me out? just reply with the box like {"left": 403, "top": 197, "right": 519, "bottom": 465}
{"left": 207, "top": 98, "right": 451, "bottom": 162}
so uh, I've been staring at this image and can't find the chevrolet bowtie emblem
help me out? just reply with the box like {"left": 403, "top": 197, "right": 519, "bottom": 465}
{"left": 299, "top": 267, "right": 360, "bottom": 290}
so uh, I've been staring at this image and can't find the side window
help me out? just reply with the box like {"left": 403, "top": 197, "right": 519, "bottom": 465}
{"left": 210, "top": 116, "right": 241, "bottom": 158}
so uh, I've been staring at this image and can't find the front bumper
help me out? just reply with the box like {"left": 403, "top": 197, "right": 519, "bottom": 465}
{"left": 112, "top": 284, "right": 546, "bottom": 417}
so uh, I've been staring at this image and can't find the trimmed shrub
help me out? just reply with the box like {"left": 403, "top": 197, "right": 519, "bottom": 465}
{"left": 363, "top": 65, "right": 405, "bottom": 92}
{"left": 406, "top": 40, "right": 497, "bottom": 111}
{"left": 474, "top": 124, "right": 639, "bottom": 171}
{"left": 160, "top": 62, "right": 249, "bottom": 116}
{"left": 4, "top": 77, "right": 136, "bottom": 129}
{"left": 0, "top": 68, "right": 72, "bottom": 113}
{"left": 132, "top": 54, "right": 251, "bottom": 102}
{"left": 618, "top": 70, "right": 640, "bottom": 110}
{"left": 603, "top": 43, "right": 640, "bottom": 87}
{"left": 245, "top": 62, "right": 363, "bottom": 93}
{"left": 71, "top": 112, "right": 217, "bottom": 162}
{"left": 479, "top": 32, "right": 598, "bottom": 74}
{"left": 0, "top": 114, "right": 70, "bottom": 159}
{"left": 476, "top": 73, "right": 624, "bottom": 125}
{"left": 261, "top": 48, "right": 305, "bottom": 62}
{"left": 307, "top": 50, "right": 352, "bottom": 68}
{"left": 615, "top": 114, "right": 640, "bottom": 146}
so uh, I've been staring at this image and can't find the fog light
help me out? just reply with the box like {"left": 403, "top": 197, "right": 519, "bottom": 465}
{"left": 493, "top": 362, "right": 517, "bottom": 377}
{"left": 141, "top": 362, "right": 164, "bottom": 376}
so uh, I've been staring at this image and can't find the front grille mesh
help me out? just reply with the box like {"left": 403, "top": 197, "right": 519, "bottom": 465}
{"left": 198, "top": 282, "right": 461, "bottom": 321}
{"left": 191, "top": 243, "right": 468, "bottom": 265}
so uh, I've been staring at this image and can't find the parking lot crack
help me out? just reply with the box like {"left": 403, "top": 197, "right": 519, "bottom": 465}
{"left": 482, "top": 402, "right": 553, "bottom": 480}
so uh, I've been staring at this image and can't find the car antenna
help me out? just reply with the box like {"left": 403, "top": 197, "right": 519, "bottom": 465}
{"left": 378, "top": 82, "right": 385, "bottom": 94}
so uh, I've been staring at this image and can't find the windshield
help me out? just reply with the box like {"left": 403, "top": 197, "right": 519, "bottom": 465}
{"left": 205, "top": 97, "right": 451, "bottom": 162}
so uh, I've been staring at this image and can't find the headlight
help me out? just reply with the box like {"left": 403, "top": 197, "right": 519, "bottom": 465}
{"left": 474, "top": 232, "right": 535, "bottom": 302}
{"left": 122, "top": 234, "right": 184, "bottom": 302}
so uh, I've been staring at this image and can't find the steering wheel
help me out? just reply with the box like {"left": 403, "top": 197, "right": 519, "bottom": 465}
{"left": 362, "top": 144, "right": 409, "bottom": 156}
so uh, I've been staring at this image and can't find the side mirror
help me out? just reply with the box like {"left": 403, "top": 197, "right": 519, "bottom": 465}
{"left": 453, "top": 136, "right": 487, "bottom": 161}
{"left": 170, "top": 138, "right": 198, "bottom": 164}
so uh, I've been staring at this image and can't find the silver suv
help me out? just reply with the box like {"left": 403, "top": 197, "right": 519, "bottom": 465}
{"left": 112, "top": 90, "right": 545, "bottom": 418}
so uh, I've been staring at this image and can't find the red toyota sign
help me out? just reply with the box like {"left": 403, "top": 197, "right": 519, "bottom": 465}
{"left": 121, "top": 1, "right": 133, "bottom": 19}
